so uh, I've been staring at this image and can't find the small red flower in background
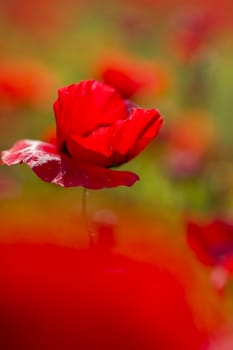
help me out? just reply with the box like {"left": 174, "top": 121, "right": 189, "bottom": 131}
{"left": 94, "top": 52, "right": 170, "bottom": 99}
{"left": 187, "top": 218, "right": 233, "bottom": 292}
{"left": 1, "top": 80, "right": 162, "bottom": 189}
{"left": 0, "top": 59, "right": 57, "bottom": 110}
{"left": 187, "top": 218, "right": 233, "bottom": 268}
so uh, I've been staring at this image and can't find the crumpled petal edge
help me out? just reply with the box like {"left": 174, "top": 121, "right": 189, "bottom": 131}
{"left": 1, "top": 139, "right": 139, "bottom": 189}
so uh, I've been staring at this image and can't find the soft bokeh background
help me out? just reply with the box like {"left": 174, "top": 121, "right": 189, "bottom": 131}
{"left": 1, "top": 0, "right": 233, "bottom": 347}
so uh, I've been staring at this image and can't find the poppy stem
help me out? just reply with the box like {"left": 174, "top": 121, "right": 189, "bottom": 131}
{"left": 82, "top": 188, "right": 95, "bottom": 247}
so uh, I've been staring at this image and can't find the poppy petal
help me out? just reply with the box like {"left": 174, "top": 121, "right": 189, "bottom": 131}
{"left": 54, "top": 81, "right": 128, "bottom": 148}
{"left": 1, "top": 140, "right": 139, "bottom": 189}
{"left": 116, "top": 108, "right": 163, "bottom": 159}
{"left": 65, "top": 107, "right": 162, "bottom": 166}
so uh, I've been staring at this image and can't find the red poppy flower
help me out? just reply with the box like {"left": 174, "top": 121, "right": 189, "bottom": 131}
{"left": 187, "top": 218, "right": 233, "bottom": 267}
{"left": 1, "top": 80, "right": 162, "bottom": 189}
{"left": 95, "top": 52, "right": 169, "bottom": 99}
{"left": 187, "top": 218, "right": 233, "bottom": 293}
{"left": 0, "top": 242, "right": 208, "bottom": 350}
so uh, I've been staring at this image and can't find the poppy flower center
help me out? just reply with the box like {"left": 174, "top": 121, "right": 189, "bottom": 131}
{"left": 60, "top": 142, "right": 70, "bottom": 156}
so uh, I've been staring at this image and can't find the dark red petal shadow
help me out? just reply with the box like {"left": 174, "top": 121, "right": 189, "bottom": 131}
{"left": 1, "top": 140, "right": 139, "bottom": 189}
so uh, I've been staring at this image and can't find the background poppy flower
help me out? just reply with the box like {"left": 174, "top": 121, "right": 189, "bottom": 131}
{"left": 187, "top": 218, "right": 233, "bottom": 268}
{"left": 1, "top": 80, "right": 162, "bottom": 189}
{"left": 0, "top": 58, "right": 57, "bottom": 110}
{"left": 186, "top": 218, "right": 233, "bottom": 292}
{"left": 94, "top": 51, "right": 169, "bottom": 99}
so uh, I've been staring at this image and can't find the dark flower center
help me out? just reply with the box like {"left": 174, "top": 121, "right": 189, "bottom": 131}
{"left": 60, "top": 142, "right": 70, "bottom": 156}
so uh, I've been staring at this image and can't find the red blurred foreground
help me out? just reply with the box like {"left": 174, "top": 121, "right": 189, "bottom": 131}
{"left": 0, "top": 243, "right": 208, "bottom": 350}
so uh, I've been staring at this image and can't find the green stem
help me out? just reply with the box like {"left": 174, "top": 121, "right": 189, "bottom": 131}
{"left": 82, "top": 188, "right": 95, "bottom": 247}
